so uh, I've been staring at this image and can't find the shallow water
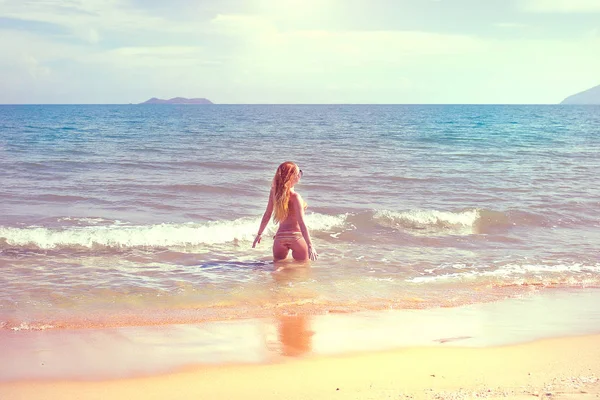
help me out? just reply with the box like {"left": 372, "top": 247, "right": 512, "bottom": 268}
{"left": 1, "top": 104, "right": 599, "bottom": 331}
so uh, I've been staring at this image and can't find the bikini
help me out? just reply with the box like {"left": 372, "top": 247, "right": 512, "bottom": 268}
{"left": 274, "top": 231, "right": 303, "bottom": 246}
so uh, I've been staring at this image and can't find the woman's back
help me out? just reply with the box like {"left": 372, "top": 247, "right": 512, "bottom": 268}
{"left": 277, "top": 191, "right": 304, "bottom": 233}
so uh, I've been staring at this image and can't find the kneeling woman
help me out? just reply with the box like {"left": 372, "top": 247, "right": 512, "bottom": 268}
{"left": 252, "top": 161, "right": 318, "bottom": 261}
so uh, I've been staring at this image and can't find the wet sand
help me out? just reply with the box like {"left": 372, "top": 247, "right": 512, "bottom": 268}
{"left": 1, "top": 334, "right": 599, "bottom": 400}
{"left": 1, "top": 290, "right": 600, "bottom": 399}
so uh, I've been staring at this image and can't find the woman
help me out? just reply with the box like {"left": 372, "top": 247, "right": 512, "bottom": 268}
{"left": 252, "top": 161, "right": 318, "bottom": 261}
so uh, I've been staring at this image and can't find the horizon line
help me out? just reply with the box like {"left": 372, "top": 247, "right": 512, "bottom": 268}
{"left": 0, "top": 102, "right": 579, "bottom": 106}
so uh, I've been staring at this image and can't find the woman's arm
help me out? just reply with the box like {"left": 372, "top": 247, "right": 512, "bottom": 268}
{"left": 252, "top": 189, "right": 274, "bottom": 248}
{"left": 291, "top": 194, "right": 318, "bottom": 261}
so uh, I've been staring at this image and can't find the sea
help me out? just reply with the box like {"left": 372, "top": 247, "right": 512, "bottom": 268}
{"left": 1, "top": 104, "right": 600, "bottom": 376}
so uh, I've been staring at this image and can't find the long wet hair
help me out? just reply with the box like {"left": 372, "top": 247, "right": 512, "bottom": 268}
{"left": 272, "top": 161, "right": 300, "bottom": 223}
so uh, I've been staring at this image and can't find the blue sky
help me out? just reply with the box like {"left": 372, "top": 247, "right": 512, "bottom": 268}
{"left": 0, "top": 0, "right": 599, "bottom": 104}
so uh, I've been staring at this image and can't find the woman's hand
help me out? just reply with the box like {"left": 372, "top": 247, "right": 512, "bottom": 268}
{"left": 252, "top": 234, "right": 262, "bottom": 248}
{"left": 308, "top": 245, "right": 318, "bottom": 261}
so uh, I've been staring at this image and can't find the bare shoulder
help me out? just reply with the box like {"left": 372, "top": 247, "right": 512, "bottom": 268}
{"left": 289, "top": 191, "right": 303, "bottom": 204}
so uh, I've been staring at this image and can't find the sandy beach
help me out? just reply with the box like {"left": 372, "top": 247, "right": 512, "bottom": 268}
{"left": 1, "top": 333, "right": 599, "bottom": 400}
{"left": 2, "top": 290, "right": 600, "bottom": 399}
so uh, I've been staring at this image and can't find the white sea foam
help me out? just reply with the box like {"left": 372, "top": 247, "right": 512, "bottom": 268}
{"left": 304, "top": 212, "right": 347, "bottom": 231}
{"left": 9, "top": 322, "right": 55, "bottom": 331}
{"left": 58, "top": 217, "right": 111, "bottom": 224}
{"left": 0, "top": 212, "right": 347, "bottom": 250}
{"left": 407, "top": 262, "right": 600, "bottom": 284}
{"left": 374, "top": 209, "right": 480, "bottom": 234}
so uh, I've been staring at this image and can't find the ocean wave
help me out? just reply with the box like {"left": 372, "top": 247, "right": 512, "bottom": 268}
{"left": 372, "top": 208, "right": 546, "bottom": 235}
{"left": 0, "top": 207, "right": 549, "bottom": 250}
{"left": 0, "top": 213, "right": 347, "bottom": 250}
{"left": 374, "top": 209, "right": 479, "bottom": 231}
{"left": 56, "top": 217, "right": 124, "bottom": 226}
{"left": 407, "top": 262, "right": 600, "bottom": 284}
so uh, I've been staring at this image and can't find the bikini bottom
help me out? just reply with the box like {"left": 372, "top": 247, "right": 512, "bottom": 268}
{"left": 274, "top": 231, "right": 303, "bottom": 247}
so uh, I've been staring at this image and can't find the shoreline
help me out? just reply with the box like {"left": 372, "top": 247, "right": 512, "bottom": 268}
{"left": 1, "top": 334, "right": 599, "bottom": 399}
{"left": 2, "top": 288, "right": 600, "bottom": 384}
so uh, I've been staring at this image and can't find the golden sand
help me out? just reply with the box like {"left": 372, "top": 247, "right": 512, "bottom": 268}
{"left": 1, "top": 333, "right": 598, "bottom": 400}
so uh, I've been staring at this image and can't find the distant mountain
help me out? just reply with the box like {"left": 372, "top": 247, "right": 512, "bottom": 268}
{"left": 140, "top": 97, "right": 213, "bottom": 104}
{"left": 560, "top": 85, "right": 600, "bottom": 105}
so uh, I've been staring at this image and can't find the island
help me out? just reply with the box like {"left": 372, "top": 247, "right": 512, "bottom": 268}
{"left": 139, "top": 97, "right": 214, "bottom": 105}
{"left": 560, "top": 84, "right": 600, "bottom": 105}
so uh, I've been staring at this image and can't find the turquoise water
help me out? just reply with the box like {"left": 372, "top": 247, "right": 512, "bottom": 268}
{"left": 1, "top": 104, "right": 599, "bottom": 331}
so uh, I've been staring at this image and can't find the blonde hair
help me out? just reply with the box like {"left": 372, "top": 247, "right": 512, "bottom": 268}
{"left": 272, "top": 161, "right": 300, "bottom": 223}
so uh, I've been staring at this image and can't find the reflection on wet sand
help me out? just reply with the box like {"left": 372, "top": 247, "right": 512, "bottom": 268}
{"left": 271, "top": 260, "right": 314, "bottom": 357}
{"left": 278, "top": 314, "right": 313, "bottom": 357}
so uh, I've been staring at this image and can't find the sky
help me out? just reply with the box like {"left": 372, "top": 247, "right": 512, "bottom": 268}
{"left": 0, "top": 0, "right": 599, "bottom": 104}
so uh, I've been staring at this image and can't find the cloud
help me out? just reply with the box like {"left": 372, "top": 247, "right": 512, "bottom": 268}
{"left": 521, "top": 0, "right": 600, "bottom": 13}
{"left": 0, "top": 16, "right": 69, "bottom": 35}
{"left": 1, "top": 2, "right": 599, "bottom": 103}
{"left": 0, "top": 29, "right": 86, "bottom": 65}
{"left": 82, "top": 45, "right": 216, "bottom": 68}
{"left": 210, "top": 13, "right": 483, "bottom": 74}
{"left": 0, "top": 0, "right": 223, "bottom": 79}
{"left": 210, "top": 14, "right": 277, "bottom": 36}
{"left": 0, "top": 0, "right": 179, "bottom": 40}
{"left": 493, "top": 22, "right": 528, "bottom": 29}
{"left": 23, "top": 55, "right": 51, "bottom": 78}
{"left": 284, "top": 30, "right": 482, "bottom": 56}
{"left": 204, "top": 14, "right": 487, "bottom": 102}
